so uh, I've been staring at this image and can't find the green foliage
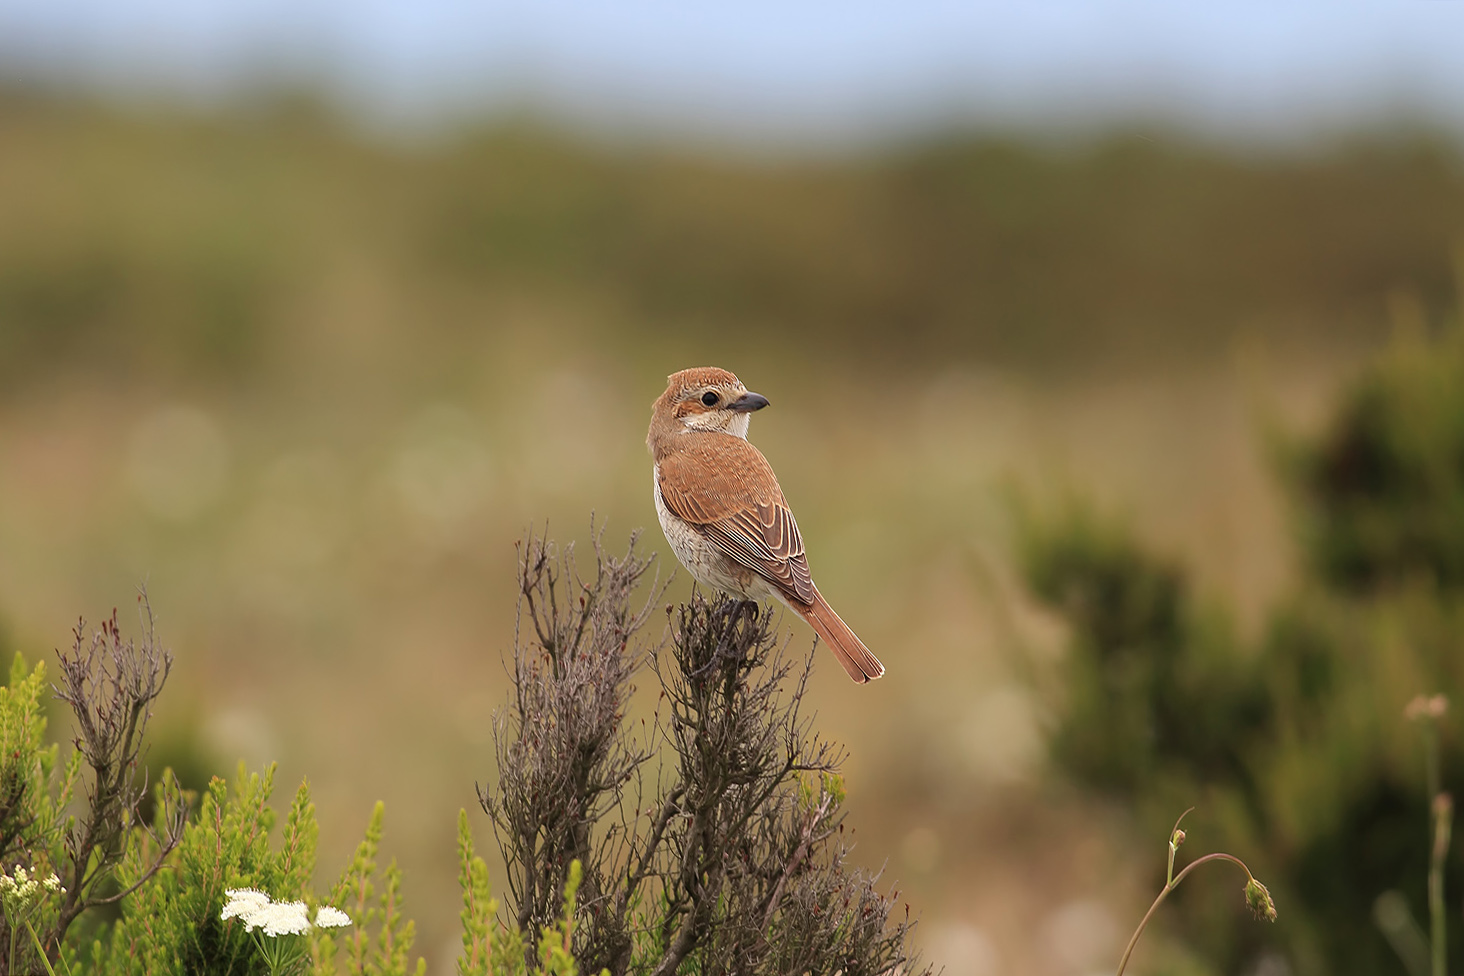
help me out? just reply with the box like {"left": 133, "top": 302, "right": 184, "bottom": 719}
{"left": 1019, "top": 506, "right": 1270, "bottom": 798}
{"left": 1023, "top": 326, "right": 1464, "bottom": 975}
{"left": 0, "top": 653, "right": 81, "bottom": 974}
{"left": 67, "top": 765, "right": 430, "bottom": 976}
{"left": 0, "top": 654, "right": 77, "bottom": 860}
{"left": 1288, "top": 327, "right": 1464, "bottom": 593}
{"left": 456, "top": 810, "right": 591, "bottom": 976}
{"left": 0, "top": 584, "right": 864, "bottom": 976}
{"left": 81, "top": 765, "right": 311, "bottom": 974}
{"left": 325, "top": 802, "right": 425, "bottom": 976}
{"left": 0, "top": 631, "right": 573, "bottom": 976}
{"left": 531, "top": 861, "right": 581, "bottom": 976}
{"left": 457, "top": 809, "right": 497, "bottom": 976}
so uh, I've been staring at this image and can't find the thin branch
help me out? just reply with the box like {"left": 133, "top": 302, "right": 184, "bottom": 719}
{"left": 763, "top": 792, "right": 833, "bottom": 929}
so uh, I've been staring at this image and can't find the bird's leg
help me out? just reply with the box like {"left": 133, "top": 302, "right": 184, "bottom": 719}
{"left": 689, "top": 603, "right": 736, "bottom": 678}
{"left": 689, "top": 597, "right": 758, "bottom": 678}
{"left": 724, "top": 599, "right": 760, "bottom": 667}
{"left": 734, "top": 600, "right": 759, "bottom": 657}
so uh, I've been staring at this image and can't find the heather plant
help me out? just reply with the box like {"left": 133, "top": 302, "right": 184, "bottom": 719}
{"left": 0, "top": 536, "right": 922, "bottom": 976}
{"left": 321, "top": 801, "right": 425, "bottom": 976}
{"left": 0, "top": 596, "right": 433, "bottom": 976}
{"left": 0, "top": 654, "right": 74, "bottom": 976}
{"left": 0, "top": 596, "right": 186, "bottom": 975}
{"left": 455, "top": 812, "right": 583, "bottom": 976}
{"left": 81, "top": 766, "right": 425, "bottom": 976}
{"left": 82, "top": 763, "right": 306, "bottom": 974}
{"left": 478, "top": 526, "right": 927, "bottom": 976}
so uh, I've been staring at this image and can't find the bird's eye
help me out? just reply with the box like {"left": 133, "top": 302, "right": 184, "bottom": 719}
{"left": 701, "top": 391, "right": 720, "bottom": 407}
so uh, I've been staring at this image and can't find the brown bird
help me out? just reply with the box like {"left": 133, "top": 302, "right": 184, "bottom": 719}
{"left": 647, "top": 367, "right": 884, "bottom": 683}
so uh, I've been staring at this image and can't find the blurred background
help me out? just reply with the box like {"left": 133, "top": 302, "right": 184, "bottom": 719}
{"left": 3, "top": 3, "right": 1464, "bottom": 974}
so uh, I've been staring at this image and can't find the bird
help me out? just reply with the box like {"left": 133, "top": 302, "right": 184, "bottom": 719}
{"left": 647, "top": 366, "right": 884, "bottom": 683}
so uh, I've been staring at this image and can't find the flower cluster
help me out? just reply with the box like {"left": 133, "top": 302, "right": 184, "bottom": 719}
{"left": 222, "top": 887, "right": 352, "bottom": 936}
{"left": 222, "top": 888, "right": 352, "bottom": 976}
{"left": 0, "top": 865, "right": 63, "bottom": 918}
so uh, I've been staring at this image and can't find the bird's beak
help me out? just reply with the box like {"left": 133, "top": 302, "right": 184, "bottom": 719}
{"left": 728, "top": 391, "right": 770, "bottom": 413}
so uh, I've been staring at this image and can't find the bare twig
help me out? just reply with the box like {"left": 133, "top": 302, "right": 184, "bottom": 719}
{"left": 481, "top": 522, "right": 665, "bottom": 973}
{"left": 48, "top": 591, "right": 187, "bottom": 952}
{"left": 480, "top": 525, "right": 928, "bottom": 976}
{"left": 763, "top": 791, "right": 833, "bottom": 929}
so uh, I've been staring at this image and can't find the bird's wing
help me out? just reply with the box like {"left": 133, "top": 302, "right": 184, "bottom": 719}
{"left": 657, "top": 436, "right": 817, "bottom": 605}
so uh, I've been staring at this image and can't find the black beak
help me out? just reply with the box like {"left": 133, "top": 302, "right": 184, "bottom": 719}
{"left": 729, "top": 391, "right": 770, "bottom": 413}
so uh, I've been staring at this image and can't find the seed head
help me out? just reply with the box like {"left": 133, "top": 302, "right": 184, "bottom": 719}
{"left": 1244, "top": 877, "right": 1277, "bottom": 922}
{"left": 1405, "top": 694, "right": 1449, "bottom": 722}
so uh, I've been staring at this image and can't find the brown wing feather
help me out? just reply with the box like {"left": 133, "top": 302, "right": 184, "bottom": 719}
{"left": 656, "top": 435, "right": 817, "bottom": 604}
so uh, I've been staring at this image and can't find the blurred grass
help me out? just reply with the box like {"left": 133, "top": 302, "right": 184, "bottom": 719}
{"left": 4, "top": 89, "right": 1463, "bottom": 393}
{"left": 3, "top": 85, "right": 1464, "bottom": 973}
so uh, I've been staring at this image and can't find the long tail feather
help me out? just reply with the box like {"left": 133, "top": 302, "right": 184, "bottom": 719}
{"left": 797, "top": 587, "right": 885, "bottom": 683}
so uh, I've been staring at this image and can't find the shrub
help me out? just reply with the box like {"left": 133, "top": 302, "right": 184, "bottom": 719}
{"left": 479, "top": 527, "right": 927, "bottom": 976}
{"left": 1287, "top": 328, "right": 1464, "bottom": 593}
{"left": 0, "top": 534, "right": 923, "bottom": 975}
{"left": 1022, "top": 326, "right": 1464, "bottom": 975}
{"left": 0, "top": 595, "right": 430, "bottom": 976}
{"left": 0, "top": 597, "right": 185, "bottom": 975}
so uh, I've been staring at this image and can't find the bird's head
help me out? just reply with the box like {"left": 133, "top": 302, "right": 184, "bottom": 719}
{"left": 648, "top": 367, "right": 769, "bottom": 449}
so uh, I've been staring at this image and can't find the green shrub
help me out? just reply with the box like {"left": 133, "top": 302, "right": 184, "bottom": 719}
{"left": 1022, "top": 326, "right": 1464, "bottom": 976}
{"left": 0, "top": 540, "right": 919, "bottom": 976}
{"left": 1288, "top": 328, "right": 1464, "bottom": 593}
{"left": 1019, "top": 505, "right": 1270, "bottom": 799}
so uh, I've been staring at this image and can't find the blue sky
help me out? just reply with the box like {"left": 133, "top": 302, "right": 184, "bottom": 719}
{"left": 2, "top": 2, "right": 1463, "bottom": 144}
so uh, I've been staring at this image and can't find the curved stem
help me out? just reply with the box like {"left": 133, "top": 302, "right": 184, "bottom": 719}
{"left": 1115, "top": 853, "right": 1254, "bottom": 976}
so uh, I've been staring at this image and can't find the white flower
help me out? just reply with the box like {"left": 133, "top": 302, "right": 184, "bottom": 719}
{"left": 221, "top": 886, "right": 351, "bottom": 943}
{"left": 221, "top": 888, "right": 272, "bottom": 922}
{"left": 314, "top": 906, "right": 352, "bottom": 928}
{"left": 248, "top": 900, "right": 311, "bottom": 937}
{"left": 0, "top": 865, "right": 62, "bottom": 916}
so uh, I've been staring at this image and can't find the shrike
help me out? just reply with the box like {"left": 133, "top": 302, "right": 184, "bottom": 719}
{"left": 647, "top": 367, "right": 884, "bottom": 683}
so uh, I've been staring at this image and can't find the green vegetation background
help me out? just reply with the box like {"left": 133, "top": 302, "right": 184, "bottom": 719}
{"left": 3, "top": 86, "right": 1464, "bottom": 973}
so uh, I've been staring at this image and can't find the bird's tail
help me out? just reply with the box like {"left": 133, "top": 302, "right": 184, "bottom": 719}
{"left": 798, "top": 587, "right": 885, "bottom": 683}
